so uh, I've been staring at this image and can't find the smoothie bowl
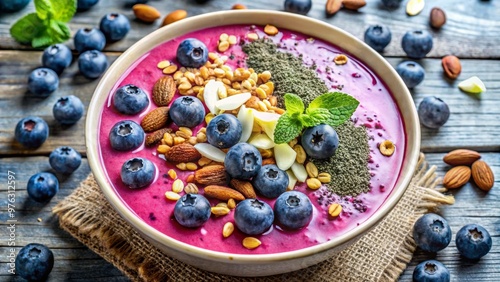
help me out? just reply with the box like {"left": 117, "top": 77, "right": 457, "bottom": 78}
{"left": 86, "top": 10, "right": 420, "bottom": 276}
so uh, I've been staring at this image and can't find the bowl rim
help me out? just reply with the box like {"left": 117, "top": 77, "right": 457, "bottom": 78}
{"left": 86, "top": 9, "right": 421, "bottom": 264}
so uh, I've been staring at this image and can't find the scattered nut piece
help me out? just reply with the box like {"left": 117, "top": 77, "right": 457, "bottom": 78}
{"left": 328, "top": 203, "right": 342, "bottom": 217}
{"left": 37, "top": 218, "right": 42, "bottom": 222}
{"left": 184, "top": 183, "right": 199, "bottom": 194}
{"left": 443, "top": 149, "right": 480, "bottom": 166}
{"left": 441, "top": 55, "right": 462, "bottom": 80}
{"left": 228, "top": 35, "right": 238, "bottom": 45}
{"left": 167, "top": 169, "right": 177, "bottom": 180}
{"left": 264, "top": 24, "right": 279, "bottom": 36}
{"left": 443, "top": 166, "right": 471, "bottom": 189}
{"left": 232, "top": 4, "right": 247, "bottom": 9}
{"left": 172, "top": 179, "right": 184, "bottom": 193}
{"left": 342, "top": 0, "right": 367, "bottom": 10}
{"left": 223, "top": 222, "right": 235, "bottom": 238}
{"left": 406, "top": 0, "right": 425, "bottom": 16}
{"left": 218, "top": 41, "right": 230, "bottom": 52}
{"left": 247, "top": 33, "right": 259, "bottom": 41}
{"left": 430, "top": 7, "right": 446, "bottom": 29}
{"left": 157, "top": 60, "right": 170, "bottom": 69}
{"left": 471, "top": 160, "right": 495, "bottom": 191}
{"left": 211, "top": 206, "right": 230, "bottom": 216}
{"left": 157, "top": 144, "right": 171, "bottom": 154}
{"left": 186, "top": 162, "right": 198, "bottom": 171}
{"left": 306, "top": 178, "right": 322, "bottom": 190}
{"left": 318, "top": 172, "right": 332, "bottom": 183}
{"left": 379, "top": 140, "right": 395, "bottom": 156}
{"left": 165, "top": 191, "right": 181, "bottom": 201}
{"left": 242, "top": 237, "right": 261, "bottom": 249}
{"left": 334, "top": 54, "right": 348, "bottom": 65}
{"left": 176, "top": 163, "right": 187, "bottom": 170}
{"left": 162, "top": 9, "right": 187, "bottom": 26}
{"left": 305, "top": 162, "right": 319, "bottom": 178}
{"left": 325, "top": 0, "right": 342, "bottom": 16}
{"left": 163, "top": 65, "right": 178, "bottom": 74}
{"left": 227, "top": 198, "right": 236, "bottom": 209}
{"left": 133, "top": 4, "right": 161, "bottom": 23}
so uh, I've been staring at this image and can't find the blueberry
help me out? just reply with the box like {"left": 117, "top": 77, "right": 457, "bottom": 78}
{"left": 224, "top": 143, "right": 262, "bottom": 180}
{"left": 301, "top": 124, "right": 339, "bottom": 159}
{"left": 412, "top": 260, "right": 450, "bottom": 282}
{"left": 206, "top": 114, "right": 242, "bottom": 149}
{"left": 77, "top": 0, "right": 99, "bottom": 11}
{"left": 74, "top": 28, "right": 106, "bottom": 53}
{"left": 99, "top": 13, "right": 130, "bottom": 42}
{"left": 113, "top": 84, "right": 149, "bottom": 115}
{"left": 412, "top": 213, "right": 451, "bottom": 252}
{"left": 274, "top": 191, "right": 312, "bottom": 229}
{"left": 109, "top": 120, "right": 144, "bottom": 151}
{"left": 402, "top": 30, "right": 433, "bottom": 59}
{"left": 284, "top": 0, "right": 312, "bottom": 15}
{"left": 15, "top": 243, "right": 54, "bottom": 281}
{"left": 396, "top": 61, "right": 425, "bottom": 88}
{"left": 42, "top": 44, "right": 72, "bottom": 75}
{"left": 252, "top": 164, "right": 288, "bottom": 198}
{"left": 120, "top": 157, "right": 156, "bottom": 189}
{"left": 169, "top": 96, "right": 205, "bottom": 128}
{"left": 27, "top": 172, "right": 59, "bottom": 202}
{"left": 78, "top": 50, "right": 108, "bottom": 79}
{"left": 0, "top": 0, "right": 30, "bottom": 13}
{"left": 28, "top": 68, "right": 59, "bottom": 97}
{"left": 455, "top": 224, "right": 492, "bottom": 260}
{"left": 49, "top": 146, "right": 82, "bottom": 174}
{"left": 381, "top": 0, "right": 403, "bottom": 8}
{"left": 418, "top": 96, "right": 450, "bottom": 129}
{"left": 53, "top": 95, "right": 85, "bottom": 125}
{"left": 174, "top": 194, "right": 211, "bottom": 228}
{"left": 15, "top": 116, "right": 49, "bottom": 148}
{"left": 234, "top": 199, "right": 274, "bottom": 235}
{"left": 364, "top": 25, "right": 392, "bottom": 52}
{"left": 176, "top": 38, "right": 209, "bottom": 68}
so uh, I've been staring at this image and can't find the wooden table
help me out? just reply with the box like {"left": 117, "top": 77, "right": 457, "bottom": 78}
{"left": 1, "top": 0, "right": 498, "bottom": 281}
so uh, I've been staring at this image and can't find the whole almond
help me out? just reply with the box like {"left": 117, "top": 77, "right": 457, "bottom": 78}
{"left": 325, "top": 0, "right": 342, "bottom": 15}
{"left": 471, "top": 160, "right": 495, "bottom": 191}
{"left": 194, "top": 165, "right": 227, "bottom": 185}
{"left": 141, "top": 107, "right": 169, "bottom": 132}
{"left": 145, "top": 128, "right": 172, "bottom": 147}
{"left": 162, "top": 10, "right": 187, "bottom": 27}
{"left": 430, "top": 7, "right": 446, "bottom": 29}
{"left": 232, "top": 4, "right": 247, "bottom": 10}
{"left": 441, "top": 55, "right": 462, "bottom": 79}
{"left": 443, "top": 166, "right": 471, "bottom": 189}
{"left": 204, "top": 185, "right": 245, "bottom": 201}
{"left": 153, "top": 76, "right": 176, "bottom": 106}
{"left": 443, "top": 149, "right": 480, "bottom": 166}
{"left": 133, "top": 4, "right": 161, "bottom": 23}
{"left": 165, "top": 143, "right": 201, "bottom": 163}
{"left": 342, "top": 0, "right": 367, "bottom": 10}
{"left": 230, "top": 179, "right": 257, "bottom": 199}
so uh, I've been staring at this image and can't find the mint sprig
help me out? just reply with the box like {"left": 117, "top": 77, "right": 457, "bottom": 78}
{"left": 273, "top": 92, "right": 360, "bottom": 144}
{"left": 10, "top": 0, "right": 76, "bottom": 48}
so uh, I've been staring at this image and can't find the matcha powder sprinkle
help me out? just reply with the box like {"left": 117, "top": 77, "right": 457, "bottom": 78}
{"left": 243, "top": 39, "right": 371, "bottom": 196}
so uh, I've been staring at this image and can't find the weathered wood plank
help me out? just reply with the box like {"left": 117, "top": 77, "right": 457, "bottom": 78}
{"left": 0, "top": 0, "right": 499, "bottom": 58}
{"left": 0, "top": 153, "right": 498, "bottom": 281}
{"left": 1, "top": 50, "right": 499, "bottom": 155}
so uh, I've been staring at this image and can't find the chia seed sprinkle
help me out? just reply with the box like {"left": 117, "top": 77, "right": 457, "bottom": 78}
{"left": 243, "top": 39, "right": 370, "bottom": 197}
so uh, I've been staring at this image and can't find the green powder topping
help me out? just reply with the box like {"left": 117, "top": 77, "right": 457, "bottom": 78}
{"left": 243, "top": 39, "right": 371, "bottom": 196}
{"left": 243, "top": 40, "right": 328, "bottom": 107}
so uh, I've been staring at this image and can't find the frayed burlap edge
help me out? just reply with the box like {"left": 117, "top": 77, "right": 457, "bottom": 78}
{"left": 53, "top": 153, "right": 454, "bottom": 282}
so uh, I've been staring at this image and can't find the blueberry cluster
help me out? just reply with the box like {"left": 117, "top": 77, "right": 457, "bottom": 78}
{"left": 412, "top": 213, "right": 492, "bottom": 281}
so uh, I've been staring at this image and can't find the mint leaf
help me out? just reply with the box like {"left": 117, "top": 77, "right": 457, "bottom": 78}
{"left": 308, "top": 92, "right": 359, "bottom": 126}
{"left": 284, "top": 93, "right": 305, "bottom": 115}
{"left": 273, "top": 114, "right": 303, "bottom": 144}
{"left": 306, "top": 108, "right": 333, "bottom": 125}
{"left": 50, "top": 0, "right": 77, "bottom": 22}
{"left": 32, "top": 30, "right": 54, "bottom": 48}
{"left": 309, "top": 92, "right": 359, "bottom": 110}
{"left": 9, "top": 13, "right": 44, "bottom": 44}
{"left": 34, "top": 0, "right": 52, "bottom": 20}
{"left": 48, "top": 20, "right": 71, "bottom": 42}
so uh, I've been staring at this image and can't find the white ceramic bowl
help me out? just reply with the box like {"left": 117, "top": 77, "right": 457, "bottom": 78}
{"left": 86, "top": 10, "right": 420, "bottom": 277}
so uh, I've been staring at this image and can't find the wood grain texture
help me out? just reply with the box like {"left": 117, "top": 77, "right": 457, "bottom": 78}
{"left": 0, "top": 154, "right": 498, "bottom": 281}
{"left": 0, "top": 0, "right": 499, "bottom": 58}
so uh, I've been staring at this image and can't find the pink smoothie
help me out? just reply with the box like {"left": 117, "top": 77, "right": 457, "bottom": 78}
{"left": 97, "top": 25, "right": 406, "bottom": 254}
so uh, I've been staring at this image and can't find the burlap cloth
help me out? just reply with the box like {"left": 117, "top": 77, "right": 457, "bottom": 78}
{"left": 53, "top": 153, "right": 454, "bottom": 281}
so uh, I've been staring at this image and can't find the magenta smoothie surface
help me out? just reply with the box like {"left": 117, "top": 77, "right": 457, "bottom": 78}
{"left": 97, "top": 25, "right": 406, "bottom": 254}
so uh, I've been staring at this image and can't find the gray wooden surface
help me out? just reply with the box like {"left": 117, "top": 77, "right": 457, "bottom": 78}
{"left": 0, "top": 0, "right": 499, "bottom": 281}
